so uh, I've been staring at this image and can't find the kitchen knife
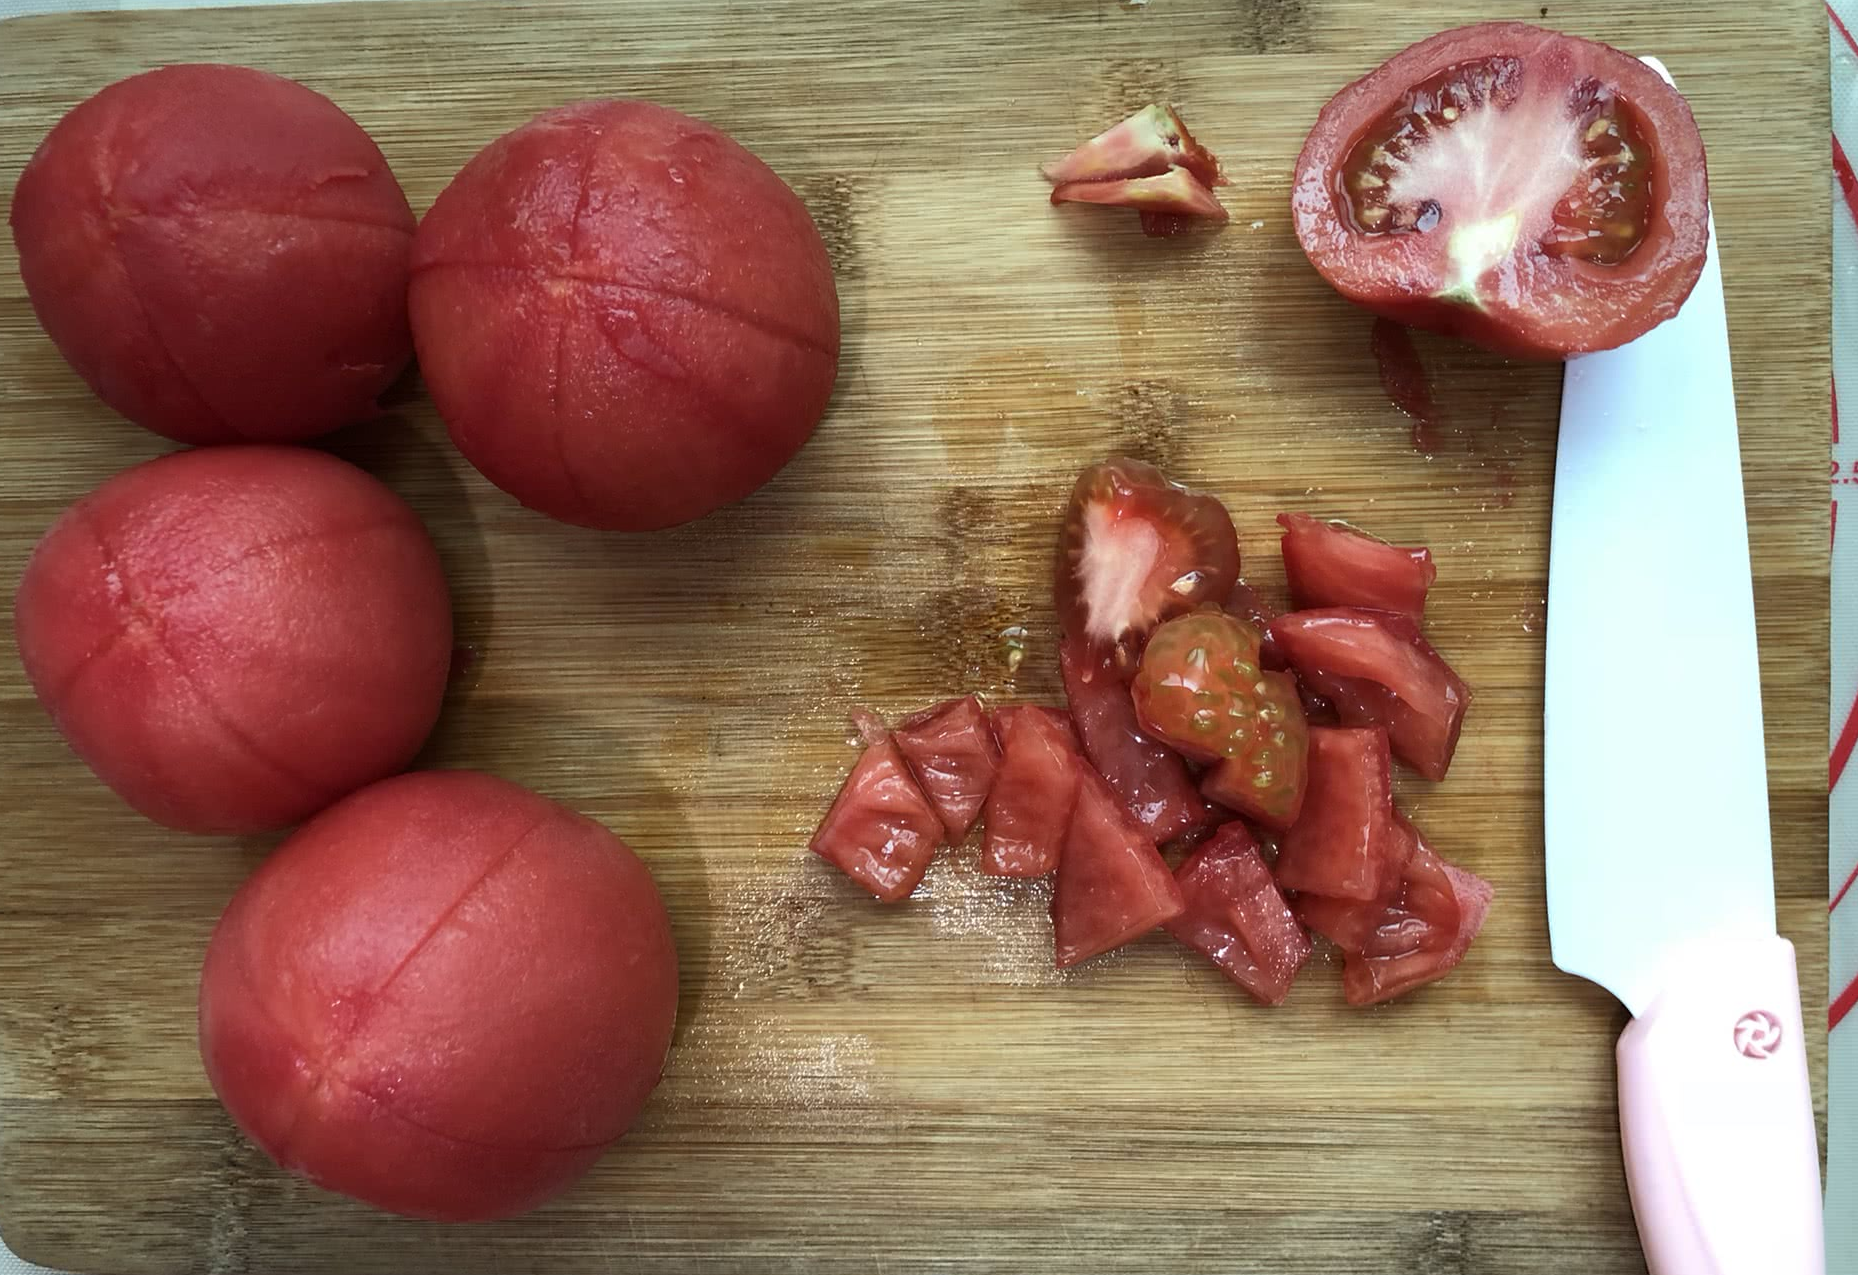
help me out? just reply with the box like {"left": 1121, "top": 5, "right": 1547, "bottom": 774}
{"left": 1544, "top": 57, "right": 1823, "bottom": 1275}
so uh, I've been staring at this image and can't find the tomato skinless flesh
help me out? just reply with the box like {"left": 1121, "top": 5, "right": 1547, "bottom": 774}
{"left": 1060, "top": 631, "right": 1219, "bottom": 843}
{"left": 1051, "top": 768, "right": 1186, "bottom": 968}
{"left": 892, "top": 695, "right": 1002, "bottom": 841}
{"left": 1340, "top": 57, "right": 1526, "bottom": 238}
{"left": 1165, "top": 821, "right": 1313, "bottom": 1005}
{"left": 1296, "top": 817, "right": 1459, "bottom": 958}
{"left": 1274, "top": 726, "right": 1398, "bottom": 901}
{"left": 810, "top": 737, "right": 945, "bottom": 903}
{"left": 1270, "top": 607, "right": 1470, "bottom": 781}
{"left": 981, "top": 706, "right": 1083, "bottom": 878}
{"left": 1277, "top": 512, "right": 1436, "bottom": 618}
{"left": 1341, "top": 859, "right": 1493, "bottom": 1006}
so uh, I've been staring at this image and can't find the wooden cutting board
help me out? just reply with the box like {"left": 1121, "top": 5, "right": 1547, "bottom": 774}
{"left": 0, "top": 1, "right": 1829, "bottom": 1271}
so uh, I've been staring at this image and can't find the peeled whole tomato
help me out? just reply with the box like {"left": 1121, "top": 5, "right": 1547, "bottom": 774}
{"left": 13, "top": 447, "right": 451, "bottom": 834}
{"left": 198, "top": 770, "right": 680, "bottom": 1222}
{"left": 410, "top": 100, "right": 840, "bottom": 530}
{"left": 8, "top": 65, "right": 416, "bottom": 443}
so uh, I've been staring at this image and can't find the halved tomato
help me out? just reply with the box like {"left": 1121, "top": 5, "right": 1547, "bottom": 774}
{"left": 1273, "top": 726, "right": 1402, "bottom": 901}
{"left": 893, "top": 695, "right": 1002, "bottom": 840}
{"left": 1051, "top": 767, "right": 1186, "bottom": 968}
{"left": 1130, "top": 611, "right": 1309, "bottom": 831}
{"left": 1270, "top": 607, "right": 1470, "bottom": 781}
{"left": 1341, "top": 859, "right": 1493, "bottom": 1006}
{"left": 1165, "top": 821, "right": 1312, "bottom": 1006}
{"left": 1277, "top": 513, "right": 1436, "bottom": 618}
{"left": 1055, "top": 458, "right": 1240, "bottom": 671}
{"left": 981, "top": 705, "right": 1083, "bottom": 878}
{"left": 810, "top": 736, "right": 945, "bottom": 903}
{"left": 1060, "top": 631, "right": 1220, "bottom": 844}
{"left": 1290, "top": 22, "right": 1709, "bottom": 357}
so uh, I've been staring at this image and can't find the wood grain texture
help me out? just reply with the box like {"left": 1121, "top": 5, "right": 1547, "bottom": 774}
{"left": 0, "top": 1, "right": 1829, "bottom": 1271}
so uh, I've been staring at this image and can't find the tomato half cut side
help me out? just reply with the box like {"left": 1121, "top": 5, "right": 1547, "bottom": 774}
{"left": 981, "top": 705, "right": 1083, "bottom": 878}
{"left": 810, "top": 737, "right": 946, "bottom": 903}
{"left": 1055, "top": 458, "right": 1241, "bottom": 671}
{"left": 1060, "top": 631, "right": 1221, "bottom": 844}
{"left": 1165, "top": 821, "right": 1313, "bottom": 1005}
{"left": 1270, "top": 607, "right": 1470, "bottom": 781}
{"left": 893, "top": 695, "right": 1003, "bottom": 840}
{"left": 1290, "top": 22, "right": 1709, "bottom": 357}
{"left": 1341, "top": 859, "right": 1493, "bottom": 1006}
{"left": 1051, "top": 767, "right": 1186, "bottom": 968}
{"left": 1277, "top": 513, "right": 1436, "bottom": 618}
{"left": 1273, "top": 726, "right": 1401, "bottom": 901}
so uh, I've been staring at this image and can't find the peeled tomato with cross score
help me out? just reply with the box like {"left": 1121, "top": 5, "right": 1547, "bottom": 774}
{"left": 1290, "top": 22, "right": 1709, "bottom": 357}
{"left": 8, "top": 64, "right": 416, "bottom": 443}
{"left": 198, "top": 770, "right": 680, "bottom": 1222}
{"left": 12, "top": 447, "right": 451, "bottom": 834}
{"left": 409, "top": 99, "right": 840, "bottom": 531}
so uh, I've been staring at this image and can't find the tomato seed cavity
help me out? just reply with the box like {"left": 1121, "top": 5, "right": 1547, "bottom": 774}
{"left": 1338, "top": 57, "right": 1523, "bottom": 235}
{"left": 1339, "top": 57, "right": 1652, "bottom": 265}
{"left": 1540, "top": 77, "right": 1653, "bottom": 265}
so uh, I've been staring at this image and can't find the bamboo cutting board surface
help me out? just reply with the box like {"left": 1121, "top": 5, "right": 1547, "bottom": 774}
{"left": 0, "top": 1, "right": 1830, "bottom": 1271}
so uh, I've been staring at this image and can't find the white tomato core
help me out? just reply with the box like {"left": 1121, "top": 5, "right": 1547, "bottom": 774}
{"left": 1078, "top": 503, "right": 1163, "bottom": 643}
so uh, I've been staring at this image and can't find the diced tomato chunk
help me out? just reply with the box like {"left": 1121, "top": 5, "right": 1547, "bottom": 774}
{"left": 1270, "top": 607, "right": 1470, "bottom": 781}
{"left": 1060, "top": 631, "right": 1219, "bottom": 844}
{"left": 1341, "top": 860, "right": 1493, "bottom": 1006}
{"left": 981, "top": 705, "right": 1083, "bottom": 877}
{"left": 1191, "top": 662, "right": 1308, "bottom": 833}
{"left": 1295, "top": 817, "right": 1459, "bottom": 957}
{"left": 1277, "top": 513, "right": 1436, "bottom": 618}
{"left": 809, "top": 737, "right": 945, "bottom": 903}
{"left": 1051, "top": 170, "right": 1229, "bottom": 224}
{"left": 1051, "top": 768, "right": 1185, "bottom": 968}
{"left": 1273, "top": 727, "right": 1400, "bottom": 901}
{"left": 1040, "top": 103, "right": 1225, "bottom": 189}
{"left": 893, "top": 695, "right": 1002, "bottom": 840}
{"left": 1165, "top": 821, "right": 1312, "bottom": 1005}
{"left": 1055, "top": 458, "right": 1240, "bottom": 671}
{"left": 990, "top": 704, "right": 1078, "bottom": 749}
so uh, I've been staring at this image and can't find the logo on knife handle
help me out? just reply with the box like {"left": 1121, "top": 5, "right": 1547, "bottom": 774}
{"left": 1733, "top": 1010, "right": 1783, "bottom": 1060}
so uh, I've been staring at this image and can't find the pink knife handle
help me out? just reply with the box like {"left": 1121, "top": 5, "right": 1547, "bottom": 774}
{"left": 1617, "top": 933, "right": 1822, "bottom": 1274}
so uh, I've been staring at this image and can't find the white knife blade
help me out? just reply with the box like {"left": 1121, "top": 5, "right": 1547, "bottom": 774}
{"left": 1544, "top": 55, "right": 1820, "bottom": 1275}
{"left": 1544, "top": 211, "right": 1774, "bottom": 1015}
